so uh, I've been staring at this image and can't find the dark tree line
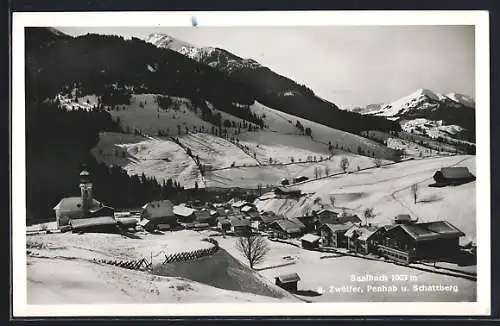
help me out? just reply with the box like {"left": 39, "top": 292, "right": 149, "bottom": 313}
{"left": 25, "top": 100, "right": 183, "bottom": 225}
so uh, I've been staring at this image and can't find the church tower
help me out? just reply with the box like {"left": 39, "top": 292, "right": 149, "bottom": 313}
{"left": 79, "top": 169, "right": 93, "bottom": 218}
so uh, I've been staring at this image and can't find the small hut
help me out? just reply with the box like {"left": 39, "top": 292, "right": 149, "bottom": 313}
{"left": 275, "top": 273, "right": 300, "bottom": 292}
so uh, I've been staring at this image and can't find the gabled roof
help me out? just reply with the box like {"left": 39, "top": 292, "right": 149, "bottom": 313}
{"left": 321, "top": 222, "right": 353, "bottom": 233}
{"left": 173, "top": 205, "right": 196, "bottom": 217}
{"left": 399, "top": 221, "right": 465, "bottom": 241}
{"left": 53, "top": 197, "right": 101, "bottom": 212}
{"left": 142, "top": 200, "right": 174, "bottom": 216}
{"left": 271, "top": 219, "right": 304, "bottom": 234}
{"left": 276, "top": 273, "right": 300, "bottom": 283}
{"left": 287, "top": 217, "right": 306, "bottom": 229}
{"left": 345, "top": 225, "right": 379, "bottom": 241}
{"left": 317, "top": 208, "right": 338, "bottom": 215}
{"left": 260, "top": 213, "right": 280, "bottom": 224}
{"left": 138, "top": 218, "right": 151, "bottom": 227}
{"left": 300, "top": 233, "right": 321, "bottom": 243}
{"left": 70, "top": 216, "right": 116, "bottom": 229}
{"left": 241, "top": 205, "right": 255, "bottom": 212}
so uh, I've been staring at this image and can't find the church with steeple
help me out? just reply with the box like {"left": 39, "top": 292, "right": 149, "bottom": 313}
{"left": 53, "top": 167, "right": 115, "bottom": 229}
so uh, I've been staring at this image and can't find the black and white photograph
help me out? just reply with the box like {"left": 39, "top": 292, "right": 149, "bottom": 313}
{"left": 12, "top": 11, "right": 491, "bottom": 316}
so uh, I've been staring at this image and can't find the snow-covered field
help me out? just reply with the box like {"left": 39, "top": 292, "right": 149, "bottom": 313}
{"left": 26, "top": 231, "right": 298, "bottom": 304}
{"left": 91, "top": 132, "right": 203, "bottom": 188}
{"left": 205, "top": 154, "right": 390, "bottom": 188}
{"left": 213, "top": 234, "right": 476, "bottom": 302}
{"left": 177, "top": 132, "right": 258, "bottom": 169}
{"left": 255, "top": 155, "right": 476, "bottom": 244}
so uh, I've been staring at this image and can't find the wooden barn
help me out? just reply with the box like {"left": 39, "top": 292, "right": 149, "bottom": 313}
{"left": 173, "top": 205, "right": 196, "bottom": 223}
{"left": 275, "top": 273, "right": 300, "bottom": 292}
{"left": 195, "top": 210, "right": 217, "bottom": 226}
{"left": 377, "top": 221, "right": 465, "bottom": 264}
{"left": 433, "top": 167, "right": 475, "bottom": 185}
{"left": 230, "top": 218, "right": 252, "bottom": 236}
{"left": 69, "top": 216, "right": 117, "bottom": 234}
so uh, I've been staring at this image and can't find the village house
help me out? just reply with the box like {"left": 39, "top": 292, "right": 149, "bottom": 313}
{"left": 231, "top": 200, "right": 249, "bottom": 210}
{"left": 230, "top": 218, "right": 252, "bottom": 236}
{"left": 256, "top": 211, "right": 280, "bottom": 231}
{"left": 195, "top": 210, "right": 217, "bottom": 226}
{"left": 173, "top": 205, "right": 196, "bottom": 224}
{"left": 345, "top": 224, "right": 381, "bottom": 254}
{"left": 300, "top": 233, "right": 321, "bottom": 250}
{"left": 217, "top": 216, "right": 232, "bottom": 232}
{"left": 433, "top": 167, "right": 476, "bottom": 185}
{"left": 53, "top": 169, "right": 115, "bottom": 230}
{"left": 296, "top": 215, "right": 315, "bottom": 233}
{"left": 312, "top": 209, "right": 361, "bottom": 232}
{"left": 269, "top": 218, "right": 305, "bottom": 239}
{"left": 140, "top": 199, "right": 176, "bottom": 229}
{"left": 319, "top": 222, "right": 353, "bottom": 248}
{"left": 275, "top": 273, "right": 300, "bottom": 292}
{"left": 377, "top": 221, "right": 465, "bottom": 264}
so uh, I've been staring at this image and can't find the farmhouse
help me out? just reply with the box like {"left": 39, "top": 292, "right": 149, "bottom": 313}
{"left": 345, "top": 225, "right": 381, "bottom": 254}
{"left": 231, "top": 200, "right": 249, "bottom": 209}
{"left": 275, "top": 273, "right": 300, "bottom": 292}
{"left": 319, "top": 222, "right": 353, "bottom": 248}
{"left": 377, "top": 221, "right": 465, "bottom": 264}
{"left": 300, "top": 233, "right": 321, "bottom": 250}
{"left": 54, "top": 169, "right": 115, "bottom": 229}
{"left": 141, "top": 200, "right": 176, "bottom": 228}
{"left": 195, "top": 210, "right": 216, "bottom": 226}
{"left": 269, "top": 218, "right": 305, "bottom": 239}
{"left": 230, "top": 218, "right": 252, "bottom": 236}
{"left": 433, "top": 167, "right": 475, "bottom": 185}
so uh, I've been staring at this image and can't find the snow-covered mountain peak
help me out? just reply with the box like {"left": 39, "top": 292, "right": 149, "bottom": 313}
{"left": 145, "top": 33, "right": 195, "bottom": 52}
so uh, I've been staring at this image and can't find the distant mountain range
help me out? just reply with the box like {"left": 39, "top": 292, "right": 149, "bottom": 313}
{"left": 348, "top": 88, "right": 475, "bottom": 142}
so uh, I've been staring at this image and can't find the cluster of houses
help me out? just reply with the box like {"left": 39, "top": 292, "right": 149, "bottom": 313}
{"left": 53, "top": 168, "right": 469, "bottom": 266}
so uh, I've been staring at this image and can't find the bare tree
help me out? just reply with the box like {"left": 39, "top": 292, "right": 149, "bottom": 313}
{"left": 411, "top": 183, "right": 418, "bottom": 204}
{"left": 329, "top": 195, "right": 335, "bottom": 207}
{"left": 236, "top": 234, "right": 270, "bottom": 269}
{"left": 340, "top": 157, "right": 350, "bottom": 173}
{"left": 363, "top": 207, "right": 375, "bottom": 226}
{"left": 373, "top": 158, "right": 382, "bottom": 168}
{"left": 324, "top": 165, "right": 330, "bottom": 176}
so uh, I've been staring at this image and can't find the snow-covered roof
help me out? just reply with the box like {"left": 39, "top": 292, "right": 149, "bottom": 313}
{"left": 138, "top": 218, "right": 151, "bottom": 227}
{"left": 241, "top": 205, "right": 255, "bottom": 212}
{"left": 173, "top": 205, "right": 196, "bottom": 217}
{"left": 344, "top": 225, "right": 379, "bottom": 241}
{"left": 399, "top": 221, "right": 465, "bottom": 241}
{"left": 276, "top": 273, "right": 300, "bottom": 283}
{"left": 300, "top": 234, "right": 321, "bottom": 243}
{"left": 271, "top": 219, "right": 303, "bottom": 234}
{"left": 321, "top": 222, "right": 353, "bottom": 233}
{"left": 70, "top": 216, "right": 116, "bottom": 229}
{"left": 53, "top": 197, "right": 101, "bottom": 212}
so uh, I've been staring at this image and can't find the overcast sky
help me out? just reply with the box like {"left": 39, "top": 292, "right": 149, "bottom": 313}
{"left": 58, "top": 26, "right": 475, "bottom": 109}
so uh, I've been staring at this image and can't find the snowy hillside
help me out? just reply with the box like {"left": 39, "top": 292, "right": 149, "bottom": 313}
{"left": 255, "top": 155, "right": 476, "bottom": 244}
{"left": 91, "top": 132, "right": 204, "bottom": 189}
